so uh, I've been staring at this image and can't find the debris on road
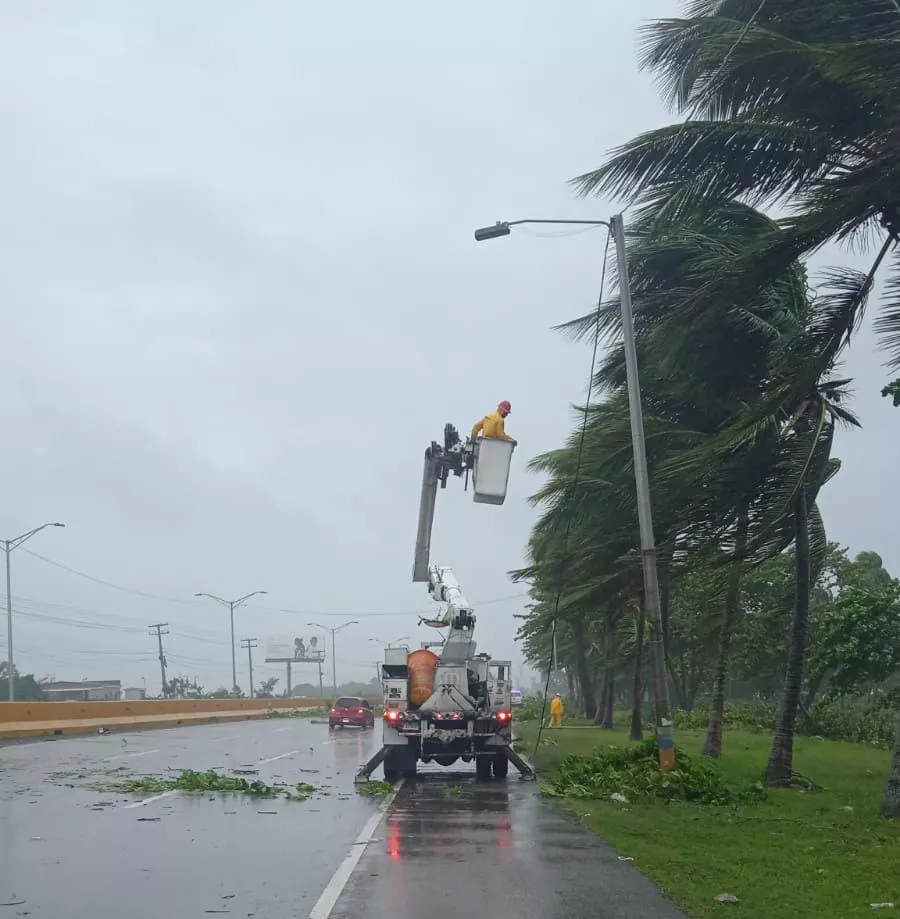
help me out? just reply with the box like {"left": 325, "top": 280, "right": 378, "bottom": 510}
{"left": 358, "top": 780, "right": 393, "bottom": 797}
{"left": 96, "top": 769, "right": 320, "bottom": 801}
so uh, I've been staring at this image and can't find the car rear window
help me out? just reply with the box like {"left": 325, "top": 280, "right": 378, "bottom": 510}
{"left": 336, "top": 697, "right": 362, "bottom": 708}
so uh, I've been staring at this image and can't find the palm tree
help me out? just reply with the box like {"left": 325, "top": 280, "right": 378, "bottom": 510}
{"left": 884, "top": 716, "right": 900, "bottom": 819}
{"left": 572, "top": 0, "right": 900, "bottom": 388}
{"left": 559, "top": 200, "right": 853, "bottom": 757}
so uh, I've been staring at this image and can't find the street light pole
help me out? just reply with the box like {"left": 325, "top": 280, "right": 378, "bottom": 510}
{"left": 610, "top": 214, "right": 671, "bottom": 727}
{"left": 195, "top": 590, "right": 267, "bottom": 694}
{"left": 473, "top": 213, "right": 671, "bottom": 727}
{"left": 2, "top": 522, "right": 66, "bottom": 701}
{"left": 308, "top": 620, "right": 358, "bottom": 696}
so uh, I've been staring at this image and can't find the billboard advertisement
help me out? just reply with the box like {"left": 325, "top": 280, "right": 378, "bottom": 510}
{"left": 265, "top": 635, "right": 324, "bottom": 662}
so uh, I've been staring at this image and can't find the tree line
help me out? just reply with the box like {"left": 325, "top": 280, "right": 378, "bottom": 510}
{"left": 513, "top": 0, "right": 900, "bottom": 819}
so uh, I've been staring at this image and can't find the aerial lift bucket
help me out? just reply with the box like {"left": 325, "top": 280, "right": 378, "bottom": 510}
{"left": 472, "top": 438, "right": 515, "bottom": 505}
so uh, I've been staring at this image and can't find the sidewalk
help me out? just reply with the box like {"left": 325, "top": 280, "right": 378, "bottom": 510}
{"left": 0, "top": 706, "right": 291, "bottom": 740}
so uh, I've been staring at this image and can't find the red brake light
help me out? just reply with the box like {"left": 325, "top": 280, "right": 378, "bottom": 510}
{"left": 385, "top": 709, "right": 401, "bottom": 722}
{"left": 496, "top": 711, "right": 511, "bottom": 721}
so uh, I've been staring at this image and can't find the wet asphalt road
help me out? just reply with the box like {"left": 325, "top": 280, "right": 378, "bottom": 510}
{"left": 0, "top": 718, "right": 383, "bottom": 918}
{"left": 334, "top": 767, "right": 685, "bottom": 919}
{"left": 1, "top": 722, "right": 684, "bottom": 918}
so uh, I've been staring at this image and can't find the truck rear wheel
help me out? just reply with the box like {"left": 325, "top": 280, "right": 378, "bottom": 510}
{"left": 492, "top": 752, "right": 509, "bottom": 778}
{"left": 475, "top": 755, "right": 493, "bottom": 780}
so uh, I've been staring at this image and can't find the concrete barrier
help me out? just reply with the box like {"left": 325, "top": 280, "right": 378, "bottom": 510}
{"left": 0, "top": 696, "right": 322, "bottom": 724}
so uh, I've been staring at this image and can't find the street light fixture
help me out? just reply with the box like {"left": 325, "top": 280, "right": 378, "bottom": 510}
{"left": 194, "top": 590, "right": 267, "bottom": 693}
{"left": 474, "top": 213, "right": 671, "bottom": 728}
{"left": 369, "top": 636, "right": 409, "bottom": 647}
{"left": 308, "top": 620, "right": 358, "bottom": 696}
{"left": 2, "top": 522, "right": 66, "bottom": 701}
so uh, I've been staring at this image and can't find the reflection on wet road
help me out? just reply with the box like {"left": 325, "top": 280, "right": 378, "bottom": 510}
{"left": 0, "top": 719, "right": 384, "bottom": 918}
{"left": 333, "top": 769, "right": 685, "bottom": 919}
{"left": 1, "top": 726, "right": 684, "bottom": 918}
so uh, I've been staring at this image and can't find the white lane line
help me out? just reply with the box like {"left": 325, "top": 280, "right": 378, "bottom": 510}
{"left": 211, "top": 733, "right": 241, "bottom": 743}
{"left": 274, "top": 726, "right": 292, "bottom": 733}
{"left": 257, "top": 749, "right": 302, "bottom": 765}
{"left": 122, "top": 790, "right": 179, "bottom": 810}
{"left": 321, "top": 740, "right": 335, "bottom": 746}
{"left": 104, "top": 748, "right": 160, "bottom": 762}
{"left": 308, "top": 779, "right": 404, "bottom": 919}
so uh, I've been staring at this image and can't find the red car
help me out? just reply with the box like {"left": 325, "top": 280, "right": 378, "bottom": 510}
{"left": 329, "top": 696, "right": 375, "bottom": 729}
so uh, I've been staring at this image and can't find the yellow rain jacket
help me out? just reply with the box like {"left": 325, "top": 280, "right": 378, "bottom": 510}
{"left": 550, "top": 695, "right": 564, "bottom": 719}
{"left": 471, "top": 410, "right": 513, "bottom": 442}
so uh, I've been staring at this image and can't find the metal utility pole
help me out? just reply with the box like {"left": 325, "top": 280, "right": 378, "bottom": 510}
{"left": 308, "top": 620, "right": 358, "bottom": 696}
{"left": 473, "top": 213, "right": 672, "bottom": 730}
{"left": 149, "top": 623, "right": 169, "bottom": 697}
{"left": 194, "top": 590, "right": 267, "bottom": 694}
{"left": 2, "top": 522, "right": 65, "bottom": 701}
{"left": 241, "top": 638, "right": 258, "bottom": 698}
{"left": 610, "top": 213, "right": 671, "bottom": 727}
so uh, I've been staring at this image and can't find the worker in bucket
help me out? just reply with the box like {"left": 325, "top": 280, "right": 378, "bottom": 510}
{"left": 470, "top": 400, "right": 515, "bottom": 443}
{"left": 548, "top": 693, "right": 565, "bottom": 729}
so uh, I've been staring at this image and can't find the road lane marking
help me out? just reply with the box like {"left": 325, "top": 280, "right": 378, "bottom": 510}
{"left": 258, "top": 749, "right": 301, "bottom": 765}
{"left": 211, "top": 733, "right": 241, "bottom": 743}
{"left": 274, "top": 726, "right": 292, "bottom": 733}
{"left": 104, "top": 748, "right": 161, "bottom": 762}
{"left": 321, "top": 740, "right": 335, "bottom": 746}
{"left": 123, "top": 790, "right": 179, "bottom": 810}
{"left": 308, "top": 779, "right": 404, "bottom": 919}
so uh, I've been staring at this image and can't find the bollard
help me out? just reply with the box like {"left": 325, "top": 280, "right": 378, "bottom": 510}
{"left": 657, "top": 720, "right": 675, "bottom": 773}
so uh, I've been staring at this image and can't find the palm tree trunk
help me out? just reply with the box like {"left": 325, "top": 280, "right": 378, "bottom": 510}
{"left": 765, "top": 486, "right": 811, "bottom": 786}
{"left": 572, "top": 617, "right": 597, "bottom": 718}
{"left": 630, "top": 601, "right": 646, "bottom": 741}
{"left": 881, "top": 713, "right": 900, "bottom": 819}
{"left": 702, "top": 503, "right": 749, "bottom": 758}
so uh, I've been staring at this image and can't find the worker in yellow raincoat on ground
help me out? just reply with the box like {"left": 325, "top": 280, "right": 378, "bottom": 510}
{"left": 548, "top": 693, "right": 565, "bottom": 728}
{"left": 471, "top": 400, "right": 515, "bottom": 443}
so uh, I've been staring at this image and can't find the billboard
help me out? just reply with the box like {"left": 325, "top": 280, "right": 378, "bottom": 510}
{"left": 265, "top": 635, "right": 325, "bottom": 662}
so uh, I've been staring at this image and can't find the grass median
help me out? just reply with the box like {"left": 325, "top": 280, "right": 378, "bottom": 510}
{"left": 516, "top": 722, "right": 898, "bottom": 918}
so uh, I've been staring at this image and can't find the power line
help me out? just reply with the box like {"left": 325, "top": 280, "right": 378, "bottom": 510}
{"left": 533, "top": 225, "right": 612, "bottom": 755}
{"left": 16, "top": 548, "right": 528, "bottom": 616}
{"left": 19, "top": 548, "right": 201, "bottom": 604}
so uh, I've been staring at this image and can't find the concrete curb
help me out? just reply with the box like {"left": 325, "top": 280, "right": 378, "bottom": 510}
{"left": 0, "top": 707, "right": 315, "bottom": 741}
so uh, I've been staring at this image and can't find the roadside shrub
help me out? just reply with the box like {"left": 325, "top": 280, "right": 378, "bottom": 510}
{"left": 804, "top": 698, "right": 895, "bottom": 746}
{"left": 542, "top": 738, "right": 766, "bottom": 806}
{"left": 670, "top": 698, "right": 894, "bottom": 746}
{"left": 516, "top": 696, "right": 548, "bottom": 722}
{"left": 671, "top": 701, "right": 777, "bottom": 734}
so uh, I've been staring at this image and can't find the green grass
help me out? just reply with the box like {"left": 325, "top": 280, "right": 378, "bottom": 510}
{"left": 518, "top": 724, "right": 899, "bottom": 918}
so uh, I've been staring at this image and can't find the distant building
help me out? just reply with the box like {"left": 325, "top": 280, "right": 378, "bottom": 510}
{"left": 41, "top": 680, "right": 122, "bottom": 702}
{"left": 123, "top": 687, "right": 146, "bottom": 701}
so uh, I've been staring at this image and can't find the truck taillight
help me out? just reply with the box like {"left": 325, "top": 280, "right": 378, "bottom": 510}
{"left": 496, "top": 711, "right": 512, "bottom": 722}
{"left": 385, "top": 709, "right": 401, "bottom": 722}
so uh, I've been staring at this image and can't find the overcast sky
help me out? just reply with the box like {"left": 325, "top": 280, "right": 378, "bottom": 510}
{"left": 1, "top": 1, "right": 896, "bottom": 696}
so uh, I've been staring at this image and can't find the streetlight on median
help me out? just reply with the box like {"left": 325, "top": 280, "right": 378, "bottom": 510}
{"left": 2, "top": 522, "right": 66, "bottom": 701}
{"left": 194, "top": 590, "right": 267, "bottom": 694}
{"left": 369, "top": 636, "right": 409, "bottom": 648}
{"left": 308, "top": 620, "right": 358, "bottom": 696}
{"left": 473, "top": 213, "right": 672, "bottom": 734}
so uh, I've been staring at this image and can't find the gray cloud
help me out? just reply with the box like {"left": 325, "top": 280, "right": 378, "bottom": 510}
{"left": 2, "top": 0, "right": 894, "bottom": 693}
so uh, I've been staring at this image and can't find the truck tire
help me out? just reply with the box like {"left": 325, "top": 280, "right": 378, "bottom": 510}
{"left": 475, "top": 755, "right": 493, "bottom": 780}
{"left": 492, "top": 753, "right": 509, "bottom": 778}
{"left": 383, "top": 749, "right": 402, "bottom": 783}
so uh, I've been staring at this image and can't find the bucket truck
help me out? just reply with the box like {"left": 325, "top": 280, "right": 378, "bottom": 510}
{"left": 355, "top": 424, "right": 534, "bottom": 783}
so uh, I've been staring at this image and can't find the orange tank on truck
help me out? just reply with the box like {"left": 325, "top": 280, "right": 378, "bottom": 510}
{"left": 406, "top": 648, "right": 439, "bottom": 707}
